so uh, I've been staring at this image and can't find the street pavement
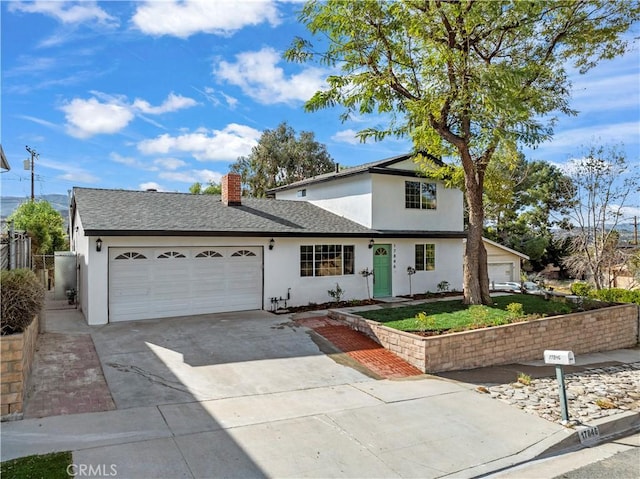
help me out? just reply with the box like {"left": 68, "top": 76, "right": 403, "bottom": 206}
{"left": 1, "top": 300, "right": 639, "bottom": 478}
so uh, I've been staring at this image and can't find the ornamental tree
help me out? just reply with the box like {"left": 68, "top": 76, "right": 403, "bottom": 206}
{"left": 286, "top": 0, "right": 639, "bottom": 304}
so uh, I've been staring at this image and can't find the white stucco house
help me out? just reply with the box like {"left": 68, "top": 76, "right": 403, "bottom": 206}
{"left": 70, "top": 153, "right": 524, "bottom": 325}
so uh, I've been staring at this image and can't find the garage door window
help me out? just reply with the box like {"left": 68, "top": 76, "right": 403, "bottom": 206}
{"left": 196, "top": 250, "right": 223, "bottom": 258}
{"left": 114, "top": 252, "right": 147, "bottom": 260}
{"left": 158, "top": 251, "right": 186, "bottom": 258}
{"left": 232, "top": 250, "right": 256, "bottom": 257}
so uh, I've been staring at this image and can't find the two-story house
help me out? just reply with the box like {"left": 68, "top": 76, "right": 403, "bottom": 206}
{"left": 70, "top": 153, "right": 499, "bottom": 325}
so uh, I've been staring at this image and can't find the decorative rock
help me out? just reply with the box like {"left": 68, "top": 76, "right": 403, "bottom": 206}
{"left": 483, "top": 362, "right": 640, "bottom": 425}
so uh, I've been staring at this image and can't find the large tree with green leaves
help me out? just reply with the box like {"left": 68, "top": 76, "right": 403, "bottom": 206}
{"left": 7, "top": 200, "right": 66, "bottom": 255}
{"left": 483, "top": 150, "right": 575, "bottom": 269}
{"left": 230, "top": 121, "right": 335, "bottom": 197}
{"left": 189, "top": 181, "right": 222, "bottom": 195}
{"left": 286, "top": 0, "right": 638, "bottom": 304}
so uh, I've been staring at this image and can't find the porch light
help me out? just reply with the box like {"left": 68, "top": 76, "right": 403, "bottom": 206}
{"left": 96, "top": 238, "right": 103, "bottom": 252}
{"left": 269, "top": 238, "right": 275, "bottom": 250}
{"left": 368, "top": 239, "right": 375, "bottom": 249}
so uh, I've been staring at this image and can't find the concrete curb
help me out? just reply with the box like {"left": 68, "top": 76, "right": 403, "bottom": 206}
{"left": 456, "top": 410, "right": 640, "bottom": 478}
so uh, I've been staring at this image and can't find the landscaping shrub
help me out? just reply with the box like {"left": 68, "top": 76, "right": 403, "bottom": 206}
{"left": 1, "top": 269, "right": 44, "bottom": 336}
{"left": 589, "top": 288, "right": 640, "bottom": 305}
{"left": 571, "top": 282, "right": 592, "bottom": 297}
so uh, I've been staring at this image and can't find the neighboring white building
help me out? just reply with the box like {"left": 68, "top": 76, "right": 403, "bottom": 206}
{"left": 70, "top": 153, "right": 521, "bottom": 325}
{"left": 482, "top": 237, "right": 529, "bottom": 285}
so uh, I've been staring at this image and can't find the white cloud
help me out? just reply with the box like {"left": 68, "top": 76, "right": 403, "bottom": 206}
{"left": 60, "top": 92, "right": 197, "bottom": 138}
{"left": 139, "top": 182, "right": 164, "bottom": 191}
{"left": 131, "top": 0, "right": 280, "bottom": 38}
{"left": 331, "top": 129, "right": 361, "bottom": 145}
{"left": 110, "top": 152, "right": 158, "bottom": 171}
{"left": 39, "top": 157, "right": 100, "bottom": 184}
{"left": 159, "top": 169, "right": 223, "bottom": 184}
{"left": 132, "top": 93, "right": 198, "bottom": 114}
{"left": 137, "top": 124, "right": 261, "bottom": 161}
{"left": 61, "top": 98, "right": 134, "bottom": 138}
{"left": 215, "top": 47, "right": 328, "bottom": 104}
{"left": 9, "top": 1, "right": 118, "bottom": 26}
{"left": 153, "top": 158, "right": 187, "bottom": 170}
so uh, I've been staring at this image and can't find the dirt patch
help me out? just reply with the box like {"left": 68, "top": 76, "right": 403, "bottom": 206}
{"left": 271, "top": 299, "right": 381, "bottom": 314}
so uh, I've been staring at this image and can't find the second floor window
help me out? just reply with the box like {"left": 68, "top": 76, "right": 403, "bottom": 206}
{"left": 405, "top": 181, "right": 437, "bottom": 210}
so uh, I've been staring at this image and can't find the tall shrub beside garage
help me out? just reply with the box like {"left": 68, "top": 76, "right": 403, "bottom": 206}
{"left": 1, "top": 269, "right": 44, "bottom": 336}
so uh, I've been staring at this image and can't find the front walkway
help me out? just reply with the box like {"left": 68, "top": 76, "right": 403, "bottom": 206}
{"left": 296, "top": 316, "right": 423, "bottom": 379}
{"left": 23, "top": 296, "right": 115, "bottom": 418}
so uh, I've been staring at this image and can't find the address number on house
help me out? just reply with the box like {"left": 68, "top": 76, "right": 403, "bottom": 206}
{"left": 578, "top": 426, "right": 600, "bottom": 445}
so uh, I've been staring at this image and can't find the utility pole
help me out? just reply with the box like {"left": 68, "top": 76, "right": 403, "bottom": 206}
{"left": 25, "top": 145, "right": 39, "bottom": 201}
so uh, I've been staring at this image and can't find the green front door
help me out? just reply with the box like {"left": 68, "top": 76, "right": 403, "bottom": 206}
{"left": 373, "top": 244, "right": 392, "bottom": 297}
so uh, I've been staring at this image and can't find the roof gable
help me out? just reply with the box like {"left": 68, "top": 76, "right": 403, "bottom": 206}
{"left": 267, "top": 151, "right": 442, "bottom": 194}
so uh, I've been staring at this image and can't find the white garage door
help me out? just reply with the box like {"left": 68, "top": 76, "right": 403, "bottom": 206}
{"left": 488, "top": 262, "right": 514, "bottom": 284}
{"left": 109, "top": 246, "right": 263, "bottom": 322}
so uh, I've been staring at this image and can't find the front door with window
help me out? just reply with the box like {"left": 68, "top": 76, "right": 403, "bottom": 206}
{"left": 373, "top": 244, "right": 392, "bottom": 297}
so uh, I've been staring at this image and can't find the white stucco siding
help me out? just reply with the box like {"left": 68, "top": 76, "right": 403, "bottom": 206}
{"left": 79, "top": 233, "right": 466, "bottom": 325}
{"left": 71, "top": 211, "right": 90, "bottom": 321}
{"left": 265, "top": 237, "right": 373, "bottom": 308}
{"left": 389, "top": 239, "right": 464, "bottom": 295}
{"left": 275, "top": 176, "right": 373, "bottom": 228}
{"left": 371, "top": 175, "right": 464, "bottom": 231}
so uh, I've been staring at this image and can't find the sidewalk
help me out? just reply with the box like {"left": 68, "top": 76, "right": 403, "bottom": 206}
{"left": 1, "top": 301, "right": 638, "bottom": 478}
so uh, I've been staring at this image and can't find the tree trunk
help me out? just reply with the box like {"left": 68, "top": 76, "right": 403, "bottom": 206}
{"left": 463, "top": 170, "right": 492, "bottom": 305}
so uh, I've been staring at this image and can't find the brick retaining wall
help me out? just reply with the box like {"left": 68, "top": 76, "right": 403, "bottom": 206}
{"left": 329, "top": 304, "right": 639, "bottom": 373}
{"left": 1, "top": 315, "right": 39, "bottom": 419}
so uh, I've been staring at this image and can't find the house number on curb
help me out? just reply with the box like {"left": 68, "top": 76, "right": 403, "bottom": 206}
{"left": 543, "top": 350, "right": 575, "bottom": 424}
{"left": 578, "top": 426, "right": 600, "bottom": 446}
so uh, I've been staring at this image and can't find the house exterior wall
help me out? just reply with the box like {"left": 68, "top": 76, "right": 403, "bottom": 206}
{"left": 72, "top": 210, "right": 90, "bottom": 320}
{"left": 275, "top": 176, "right": 374, "bottom": 228}
{"left": 275, "top": 170, "right": 464, "bottom": 232}
{"left": 76, "top": 234, "right": 464, "bottom": 324}
{"left": 370, "top": 174, "right": 464, "bottom": 231}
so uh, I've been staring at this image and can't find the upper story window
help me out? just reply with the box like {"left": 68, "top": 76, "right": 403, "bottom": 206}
{"left": 300, "top": 244, "right": 355, "bottom": 277}
{"left": 297, "top": 189, "right": 307, "bottom": 197}
{"left": 405, "top": 181, "right": 437, "bottom": 210}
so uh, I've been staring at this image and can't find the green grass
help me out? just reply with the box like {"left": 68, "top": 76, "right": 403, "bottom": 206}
{"left": 358, "top": 294, "right": 574, "bottom": 332}
{"left": 1, "top": 451, "right": 72, "bottom": 479}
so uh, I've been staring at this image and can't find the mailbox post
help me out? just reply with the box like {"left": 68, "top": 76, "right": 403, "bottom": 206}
{"left": 544, "top": 350, "right": 575, "bottom": 423}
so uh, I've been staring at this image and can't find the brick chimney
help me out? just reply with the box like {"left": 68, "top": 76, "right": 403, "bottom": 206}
{"left": 221, "top": 173, "right": 242, "bottom": 206}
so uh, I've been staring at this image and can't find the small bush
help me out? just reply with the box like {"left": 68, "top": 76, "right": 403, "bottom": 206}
{"left": 327, "top": 283, "right": 345, "bottom": 303}
{"left": 468, "top": 305, "right": 490, "bottom": 328}
{"left": 589, "top": 288, "right": 640, "bottom": 305}
{"left": 415, "top": 312, "right": 436, "bottom": 332}
{"left": 1, "top": 269, "right": 44, "bottom": 336}
{"left": 517, "top": 372, "right": 532, "bottom": 386}
{"left": 437, "top": 281, "right": 450, "bottom": 293}
{"left": 571, "top": 282, "right": 592, "bottom": 297}
{"left": 506, "top": 302, "right": 524, "bottom": 321}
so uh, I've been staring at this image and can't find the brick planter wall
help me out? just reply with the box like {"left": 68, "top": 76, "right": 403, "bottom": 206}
{"left": 329, "top": 304, "right": 639, "bottom": 373}
{"left": 1, "top": 315, "right": 39, "bottom": 419}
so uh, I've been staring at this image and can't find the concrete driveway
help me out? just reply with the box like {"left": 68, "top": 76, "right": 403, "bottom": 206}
{"left": 90, "top": 310, "right": 375, "bottom": 409}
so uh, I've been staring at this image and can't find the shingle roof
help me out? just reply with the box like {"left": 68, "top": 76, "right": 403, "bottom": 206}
{"left": 72, "top": 187, "right": 375, "bottom": 237}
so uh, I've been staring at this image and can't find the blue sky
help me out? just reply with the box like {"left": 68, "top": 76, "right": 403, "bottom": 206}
{"left": 1, "top": 1, "right": 639, "bottom": 219}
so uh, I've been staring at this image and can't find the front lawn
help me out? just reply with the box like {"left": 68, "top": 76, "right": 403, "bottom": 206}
{"left": 1, "top": 451, "right": 72, "bottom": 479}
{"left": 357, "top": 294, "right": 575, "bottom": 333}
